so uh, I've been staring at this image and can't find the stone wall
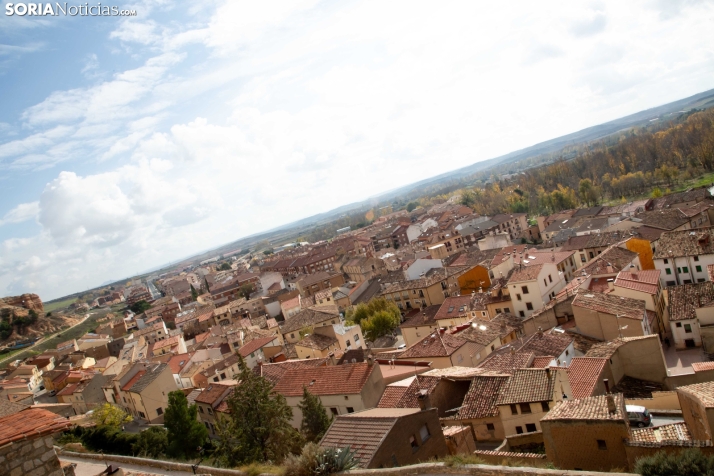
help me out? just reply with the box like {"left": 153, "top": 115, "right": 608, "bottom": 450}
{"left": 0, "top": 435, "right": 63, "bottom": 476}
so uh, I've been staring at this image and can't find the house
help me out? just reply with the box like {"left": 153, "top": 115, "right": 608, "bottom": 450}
{"left": 567, "top": 357, "right": 610, "bottom": 399}
{"left": 237, "top": 336, "right": 277, "bottom": 368}
{"left": 0, "top": 408, "right": 72, "bottom": 476}
{"left": 375, "top": 374, "right": 471, "bottom": 418}
{"left": 296, "top": 272, "right": 346, "bottom": 297}
{"left": 634, "top": 208, "right": 691, "bottom": 232}
{"left": 541, "top": 394, "right": 629, "bottom": 472}
{"left": 390, "top": 330, "right": 482, "bottom": 369}
{"left": 667, "top": 281, "right": 714, "bottom": 349}
{"left": 652, "top": 227, "right": 714, "bottom": 286}
{"left": 194, "top": 354, "right": 242, "bottom": 388}
{"left": 280, "top": 306, "right": 342, "bottom": 344}
{"left": 106, "top": 362, "right": 177, "bottom": 423}
{"left": 448, "top": 320, "right": 516, "bottom": 365}
{"left": 507, "top": 263, "right": 565, "bottom": 318}
{"left": 651, "top": 187, "right": 712, "bottom": 210}
{"left": 55, "top": 373, "right": 108, "bottom": 415}
{"left": 380, "top": 267, "right": 466, "bottom": 311}
{"left": 572, "top": 292, "right": 654, "bottom": 341}
{"left": 151, "top": 335, "right": 188, "bottom": 356}
{"left": 491, "top": 213, "right": 528, "bottom": 241}
{"left": 195, "top": 381, "right": 236, "bottom": 438}
{"left": 496, "top": 367, "right": 572, "bottom": 436}
{"left": 272, "top": 361, "right": 386, "bottom": 427}
{"left": 434, "top": 295, "right": 477, "bottom": 328}
{"left": 319, "top": 407, "right": 449, "bottom": 468}
{"left": 676, "top": 381, "right": 714, "bottom": 440}
{"left": 399, "top": 306, "right": 440, "bottom": 348}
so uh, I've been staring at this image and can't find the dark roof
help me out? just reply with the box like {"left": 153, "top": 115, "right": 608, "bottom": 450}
{"left": 399, "top": 305, "right": 440, "bottom": 328}
{"left": 125, "top": 363, "right": 168, "bottom": 393}
{"left": 581, "top": 245, "right": 638, "bottom": 275}
{"left": 667, "top": 281, "right": 714, "bottom": 321}
{"left": 542, "top": 393, "right": 625, "bottom": 421}
{"left": 651, "top": 188, "right": 711, "bottom": 209}
{"left": 497, "top": 368, "right": 557, "bottom": 405}
{"left": 457, "top": 375, "right": 509, "bottom": 419}
{"left": 572, "top": 207, "right": 604, "bottom": 217}
{"left": 635, "top": 209, "right": 689, "bottom": 230}
{"left": 573, "top": 291, "right": 646, "bottom": 320}
{"left": 280, "top": 307, "right": 340, "bottom": 334}
{"left": 652, "top": 227, "right": 714, "bottom": 259}
{"left": 397, "top": 331, "right": 470, "bottom": 358}
{"left": 296, "top": 333, "right": 338, "bottom": 350}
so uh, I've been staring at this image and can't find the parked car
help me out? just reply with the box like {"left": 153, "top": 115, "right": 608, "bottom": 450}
{"left": 626, "top": 405, "right": 652, "bottom": 428}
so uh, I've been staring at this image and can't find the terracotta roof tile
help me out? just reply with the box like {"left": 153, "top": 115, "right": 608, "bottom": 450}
{"left": 677, "top": 381, "right": 714, "bottom": 408}
{"left": 398, "top": 331, "right": 470, "bottom": 358}
{"left": 567, "top": 357, "right": 607, "bottom": 398}
{"left": 280, "top": 307, "right": 340, "bottom": 334}
{"left": 630, "top": 422, "right": 691, "bottom": 443}
{"left": 573, "top": 291, "right": 646, "bottom": 320}
{"left": 0, "top": 408, "right": 72, "bottom": 446}
{"left": 320, "top": 415, "right": 399, "bottom": 467}
{"left": 377, "top": 386, "right": 409, "bottom": 408}
{"left": 614, "top": 270, "right": 661, "bottom": 295}
{"left": 508, "top": 264, "right": 544, "bottom": 283}
{"left": 457, "top": 375, "right": 509, "bottom": 419}
{"left": 295, "top": 333, "right": 338, "bottom": 351}
{"left": 530, "top": 356, "right": 555, "bottom": 368}
{"left": 273, "top": 362, "right": 376, "bottom": 397}
{"left": 542, "top": 393, "right": 625, "bottom": 421}
{"left": 497, "top": 369, "right": 557, "bottom": 405}
{"left": 668, "top": 281, "right": 714, "bottom": 321}
{"left": 478, "top": 350, "right": 534, "bottom": 375}
{"left": 238, "top": 336, "right": 276, "bottom": 357}
{"left": 692, "top": 362, "right": 714, "bottom": 372}
{"left": 257, "top": 358, "right": 329, "bottom": 385}
{"left": 400, "top": 305, "right": 440, "bottom": 328}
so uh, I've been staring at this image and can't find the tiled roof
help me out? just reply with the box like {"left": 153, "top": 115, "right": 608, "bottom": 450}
{"left": 0, "top": 408, "right": 72, "bottom": 445}
{"left": 377, "top": 386, "right": 409, "bottom": 408}
{"left": 124, "top": 363, "right": 167, "bottom": 393}
{"left": 195, "top": 382, "right": 235, "bottom": 406}
{"left": 0, "top": 399, "right": 29, "bottom": 418}
{"left": 567, "top": 357, "right": 607, "bottom": 398}
{"left": 272, "top": 362, "right": 375, "bottom": 397}
{"left": 651, "top": 188, "right": 711, "bottom": 209}
{"left": 166, "top": 353, "right": 193, "bottom": 374}
{"left": 320, "top": 412, "right": 407, "bottom": 467}
{"left": 392, "top": 376, "right": 442, "bottom": 408}
{"left": 200, "top": 354, "right": 240, "bottom": 379}
{"left": 585, "top": 335, "right": 655, "bottom": 358}
{"left": 653, "top": 227, "right": 714, "bottom": 259}
{"left": 435, "top": 296, "right": 473, "bottom": 321}
{"left": 677, "top": 381, "right": 714, "bottom": 408}
{"left": 280, "top": 307, "right": 340, "bottom": 334}
{"left": 398, "top": 331, "right": 470, "bottom": 358}
{"left": 630, "top": 422, "right": 691, "bottom": 443}
{"left": 490, "top": 245, "right": 530, "bottom": 268}
{"left": 692, "top": 362, "right": 714, "bottom": 372}
{"left": 530, "top": 356, "right": 555, "bottom": 368}
{"left": 400, "top": 305, "right": 440, "bottom": 328}
{"left": 497, "top": 369, "right": 556, "bottom": 405}
{"left": 508, "top": 264, "right": 544, "bottom": 283}
{"left": 542, "top": 393, "right": 626, "bottom": 421}
{"left": 457, "top": 375, "right": 509, "bottom": 419}
{"left": 237, "top": 336, "right": 276, "bottom": 357}
{"left": 573, "top": 291, "right": 646, "bottom": 320}
{"left": 581, "top": 245, "right": 638, "bottom": 276}
{"left": 614, "top": 270, "right": 661, "bottom": 295}
{"left": 478, "top": 350, "right": 534, "bottom": 375}
{"left": 451, "top": 320, "right": 513, "bottom": 347}
{"left": 668, "top": 281, "right": 714, "bottom": 321}
{"left": 635, "top": 209, "right": 690, "bottom": 231}
{"left": 519, "top": 332, "right": 573, "bottom": 357}
{"left": 295, "top": 333, "right": 338, "bottom": 351}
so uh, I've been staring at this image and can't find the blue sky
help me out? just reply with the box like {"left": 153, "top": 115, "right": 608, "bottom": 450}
{"left": 0, "top": 0, "right": 713, "bottom": 300}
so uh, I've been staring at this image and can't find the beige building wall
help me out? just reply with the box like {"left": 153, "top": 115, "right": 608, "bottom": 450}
{"left": 573, "top": 307, "right": 646, "bottom": 341}
{"left": 401, "top": 324, "right": 438, "bottom": 348}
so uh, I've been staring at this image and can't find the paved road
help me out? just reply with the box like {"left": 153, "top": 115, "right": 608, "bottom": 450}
{"left": 650, "top": 415, "right": 684, "bottom": 428}
{"left": 60, "top": 455, "right": 195, "bottom": 476}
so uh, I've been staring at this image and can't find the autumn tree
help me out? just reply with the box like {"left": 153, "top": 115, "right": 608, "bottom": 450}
{"left": 92, "top": 403, "right": 133, "bottom": 427}
{"left": 298, "top": 387, "right": 331, "bottom": 443}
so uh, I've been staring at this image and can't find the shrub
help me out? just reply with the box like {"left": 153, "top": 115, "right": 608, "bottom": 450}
{"left": 80, "top": 426, "right": 139, "bottom": 456}
{"left": 284, "top": 444, "right": 358, "bottom": 476}
{"left": 635, "top": 449, "right": 714, "bottom": 476}
{"left": 132, "top": 427, "right": 168, "bottom": 458}
{"left": 284, "top": 443, "right": 323, "bottom": 476}
{"left": 442, "top": 454, "right": 486, "bottom": 467}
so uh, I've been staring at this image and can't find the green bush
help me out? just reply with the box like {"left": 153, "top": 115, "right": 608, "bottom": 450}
{"left": 132, "top": 427, "right": 168, "bottom": 458}
{"left": 284, "top": 444, "right": 358, "bottom": 476}
{"left": 635, "top": 449, "right": 714, "bottom": 476}
{"left": 80, "top": 426, "right": 139, "bottom": 456}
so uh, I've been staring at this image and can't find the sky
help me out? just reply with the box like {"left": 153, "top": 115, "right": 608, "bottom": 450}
{"left": 0, "top": 0, "right": 713, "bottom": 301}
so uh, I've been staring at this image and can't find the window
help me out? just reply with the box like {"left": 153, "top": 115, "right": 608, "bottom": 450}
{"left": 504, "top": 307, "right": 510, "bottom": 313}
{"left": 526, "top": 302, "right": 533, "bottom": 311}
{"left": 519, "top": 311, "right": 525, "bottom": 317}
{"left": 515, "top": 426, "right": 523, "bottom": 434}
{"left": 525, "top": 423, "right": 537, "bottom": 433}
{"left": 347, "top": 407, "right": 354, "bottom": 413}
{"left": 667, "top": 280, "right": 676, "bottom": 286}
{"left": 694, "top": 256, "right": 700, "bottom": 261}
{"left": 544, "top": 279, "right": 547, "bottom": 287}
{"left": 207, "top": 407, "right": 213, "bottom": 415}
{"left": 344, "top": 396, "right": 349, "bottom": 400}
{"left": 409, "top": 435, "right": 419, "bottom": 451}
{"left": 549, "top": 275, "right": 553, "bottom": 283}
{"left": 419, "top": 424, "right": 431, "bottom": 442}
{"left": 213, "top": 377, "right": 219, "bottom": 382}
{"left": 486, "top": 423, "right": 495, "bottom": 431}
{"left": 541, "top": 401, "right": 550, "bottom": 411}
{"left": 354, "top": 334, "right": 360, "bottom": 343}
{"left": 696, "top": 265, "right": 703, "bottom": 272}
{"left": 516, "top": 294, "right": 522, "bottom": 301}
{"left": 156, "top": 407, "right": 163, "bottom": 416}
{"left": 220, "top": 373, "right": 226, "bottom": 379}
{"left": 139, "top": 411, "right": 146, "bottom": 419}
{"left": 684, "top": 324, "right": 693, "bottom": 333}
{"left": 597, "top": 440, "right": 607, "bottom": 450}
{"left": 664, "top": 258, "right": 669, "bottom": 264}
{"left": 665, "top": 268, "right": 672, "bottom": 275}
{"left": 198, "top": 406, "right": 204, "bottom": 413}
{"left": 676, "top": 322, "right": 682, "bottom": 328}
{"left": 330, "top": 408, "right": 338, "bottom": 416}
{"left": 683, "top": 267, "right": 689, "bottom": 273}
{"left": 510, "top": 404, "right": 518, "bottom": 415}
{"left": 495, "top": 308, "right": 502, "bottom": 314}
{"left": 520, "top": 403, "right": 532, "bottom": 414}
{"left": 291, "top": 333, "right": 295, "bottom": 339}
{"left": 521, "top": 286, "right": 529, "bottom": 294}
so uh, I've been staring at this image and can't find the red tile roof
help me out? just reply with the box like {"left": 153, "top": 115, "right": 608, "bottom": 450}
{"left": 497, "top": 369, "right": 558, "bottom": 405}
{"left": 614, "top": 270, "right": 661, "bottom": 295}
{"left": 530, "top": 356, "right": 555, "bottom": 368}
{"left": 256, "top": 358, "right": 329, "bottom": 385}
{"left": 692, "top": 362, "right": 714, "bottom": 372}
{"left": 0, "top": 408, "right": 72, "bottom": 446}
{"left": 567, "top": 357, "right": 607, "bottom": 399}
{"left": 238, "top": 336, "right": 276, "bottom": 357}
{"left": 573, "top": 291, "right": 646, "bottom": 320}
{"left": 121, "top": 370, "right": 146, "bottom": 391}
{"left": 166, "top": 353, "right": 193, "bottom": 374}
{"left": 377, "top": 386, "right": 409, "bottom": 408}
{"left": 457, "top": 375, "right": 509, "bottom": 419}
{"left": 398, "top": 331, "right": 470, "bottom": 358}
{"left": 434, "top": 296, "right": 472, "bottom": 321}
{"left": 272, "top": 362, "right": 376, "bottom": 397}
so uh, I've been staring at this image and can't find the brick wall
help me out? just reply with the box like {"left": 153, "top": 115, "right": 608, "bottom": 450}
{"left": 0, "top": 435, "right": 64, "bottom": 476}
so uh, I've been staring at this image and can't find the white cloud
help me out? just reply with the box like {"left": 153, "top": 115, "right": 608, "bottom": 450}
{"left": 0, "top": 202, "right": 39, "bottom": 226}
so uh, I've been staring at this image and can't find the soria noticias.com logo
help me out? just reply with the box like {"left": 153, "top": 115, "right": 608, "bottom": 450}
{"left": 5, "top": 2, "right": 137, "bottom": 16}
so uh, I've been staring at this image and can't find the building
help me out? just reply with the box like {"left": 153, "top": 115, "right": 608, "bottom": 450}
{"left": 496, "top": 367, "right": 571, "bottom": 436}
{"left": 491, "top": 213, "right": 528, "bottom": 241}
{"left": 195, "top": 381, "right": 235, "bottom": 437}
{"left": 676, "top": 381, "right": 714, "bottom": 440}
{"left": 56, "top": 373, "right": 108, "bottom": 415}
{"left": 391, "top": 330, "right": 482, "bottom": 369}
{"left": 380, "top": 267, "right": 467, "bottom": 311}
{"left": 272, "top": 362, "right": 386, "bottom": 427}
{"left": 106, "top": 362, "right": 177, "bottom": 423}
{"left": 0, "top": 408, "right": 72, "bottom": 476}
{"left": 280, "top": 306, "right": 342, "bottom": 344}
{"left": 571, "top": 292, "right": 654, "bottom": 341}
{"left": 296, "top": 272, "right": 346, "bottom": 297}
{"left": 667, "top": 281, "right": 714, "bottom": 349}
{"left": 653, "top": 227, "right": 714, "bottom": 286}
{"left": 399, "top": 306, "right": 440, "bottom": 348}
{"left": 507, "top": 263, "right": 565, "bottom": 318}
{"left": 343, "top": 257, "right": 387, "bottom": 283}
{"left": 541, "top": 394, "right": 630, "bottom": 472}
{"left": 319, "top": 407, "right": 449, "bottom": 468}
{"left": 610, "top": 270, "right": 666, "bottom": 337}
{"left": 444, "top": 373, "right": 510, "bottom": 442}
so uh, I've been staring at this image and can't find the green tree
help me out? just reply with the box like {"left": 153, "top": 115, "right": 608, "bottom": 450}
{"left": 218, "top": 262, "right": 232, "bottom": 271}
{"left": 129, "top": 300, "right": 151, "bottom": 313}
{"left": 298, "top": 387, "right": 331, "bottom": 443}
{"left": 132, "top": 427, "right": 168, "bottom": 458}
{"left": 92, "top": 403, "right": 133, "bottom": 427}
{"left": 163, "top": 390, "right": 208, "bottom": 459}
{"left": 204, "top": 278, "right": 211, "bottom": 293}
{"left": 362, "top": 310, "right": 400, "bottom": 341}
{"left": 214, "top": 356, "right": 300, "bottom": 466}
{"left": 460, "top": 190, "right": 476, "bottom": 208}
{"left": 406, "top": 202, "right": 419, "bottom": 212}
{"left": 190, "top": 284, "right": 199, "bottom": 301}
{"left": 240, "top": 283, "right": 255, "bottom": 300}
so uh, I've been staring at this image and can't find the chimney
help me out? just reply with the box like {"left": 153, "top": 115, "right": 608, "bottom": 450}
{"left": 328, "top": 352, "right": 336, "bottom": 366}
{"left": 537, "top": 327, "right": 543, "bottom": 336}
{"left": 607, "top": 279, "right": 614, "bottom": 291}
{"left": 367, "top": 355, "right": 373, "bottom": 366}
{"left": 603, "top": 379, "right": 610, "bottom": 394}
{"left": 606, "top": 394, "right": 617, "bottom": 415}
{"left": 417, "top": 389, "right": 432, "bottom": 411}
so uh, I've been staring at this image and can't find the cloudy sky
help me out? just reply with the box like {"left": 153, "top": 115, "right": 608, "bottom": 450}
{"left": 0, "top": 0, "right": 713, "bottom": 300}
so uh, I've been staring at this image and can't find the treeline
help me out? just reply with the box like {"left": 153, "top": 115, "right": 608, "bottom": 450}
{"left": 459, "top": 108, "right": 714, "bottom": 216}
